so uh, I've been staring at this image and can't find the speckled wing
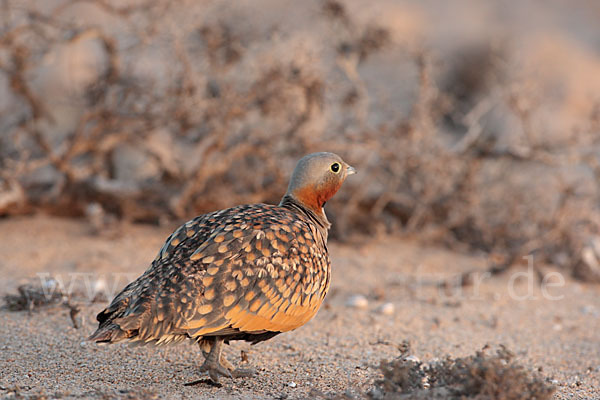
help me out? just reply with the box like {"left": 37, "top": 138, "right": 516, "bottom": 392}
{"left": 93, "top": 207, "right": 235, "bottom": 344}
{"left": 180, "top": 206, "right": 331, "bottom": 339}
{"left": 92, "top": 203, "right": 331, "bottom": 345}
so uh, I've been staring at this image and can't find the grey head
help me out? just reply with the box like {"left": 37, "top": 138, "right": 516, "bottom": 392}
{"left": 280, "top": 152, "right": 356, "bottom": 218}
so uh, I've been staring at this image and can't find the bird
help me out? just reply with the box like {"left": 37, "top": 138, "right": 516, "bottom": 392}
{"left": 89, "top": 152, "right": 356, "bottom": 383}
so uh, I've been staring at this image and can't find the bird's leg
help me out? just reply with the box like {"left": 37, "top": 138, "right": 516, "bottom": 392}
{"left": 200, "top": 339, "right": 256, "bottom": 380}
{"left": 198, "top": 337, "right": 231, "bottom": 383}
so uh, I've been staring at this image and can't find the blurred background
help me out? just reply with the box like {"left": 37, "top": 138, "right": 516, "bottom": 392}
{"left": 2, "top": 0, "right": 600, "bottom": 281}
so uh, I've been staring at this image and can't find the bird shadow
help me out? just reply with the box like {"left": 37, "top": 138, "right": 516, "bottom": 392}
{"left": 183, "top": 378, "right": 222, "bottom": 388}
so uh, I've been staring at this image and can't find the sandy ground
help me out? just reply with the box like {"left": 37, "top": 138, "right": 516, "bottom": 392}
{"left": 0, "top": 216, "right": 599, "bottom": 399}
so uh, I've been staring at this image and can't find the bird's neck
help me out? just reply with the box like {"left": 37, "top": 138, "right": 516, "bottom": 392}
{"left": 279, "top": 194, "right": 331, "bottom": 239}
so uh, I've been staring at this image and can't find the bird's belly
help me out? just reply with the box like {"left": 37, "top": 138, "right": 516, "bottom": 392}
{"left": 224, "top": 289, "right": 326, "bottom": 333}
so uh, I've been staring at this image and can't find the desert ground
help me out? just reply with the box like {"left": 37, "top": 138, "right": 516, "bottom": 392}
{"left": 0, "top": 215, "right": 598, "bottom": 399}
{"left": 3, "top": 0, "right": 600, "bottom": 398}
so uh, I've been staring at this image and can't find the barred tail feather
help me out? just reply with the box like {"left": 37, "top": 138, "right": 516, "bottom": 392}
{"left": 88, "top": 323, "right": 133, "bottom": 343}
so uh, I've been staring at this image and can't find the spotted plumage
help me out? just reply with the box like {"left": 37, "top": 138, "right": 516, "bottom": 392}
{"left": 89, "top": 152, "right": 356, "bottom": 383}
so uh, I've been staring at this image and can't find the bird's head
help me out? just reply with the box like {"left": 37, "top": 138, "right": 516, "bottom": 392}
{"left": 284, "top": 152, "right": 356, "bottom": 215}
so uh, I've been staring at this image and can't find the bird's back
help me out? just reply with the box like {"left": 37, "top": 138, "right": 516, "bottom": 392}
{"left": 89, "top": 202, "right": 331, "bottom": 345}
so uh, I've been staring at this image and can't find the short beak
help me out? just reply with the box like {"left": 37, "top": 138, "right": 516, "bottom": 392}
{"left": 346, "top": 165, "right": 357, "bottom": 175}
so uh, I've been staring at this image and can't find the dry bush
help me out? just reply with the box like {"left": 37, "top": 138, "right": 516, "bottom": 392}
{"left": 1, "top": 0, "right": 600, "bottom": 281}
{"left": 1, "top": 2, "right": 325, "bottom": 221}
{"left": 2, "top": 278, "right": 85, "bottom": 328}
{"left": 372, "top": 344, "right": 555, "bottom": 400}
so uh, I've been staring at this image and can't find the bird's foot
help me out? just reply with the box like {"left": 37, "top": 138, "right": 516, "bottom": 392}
{"left": 198, "top": 354, "right": 255, "bottom": 383}
{"left": 218, "top": 354, "right": 256, "bottom": 378}
{"left": 230, "top": 366, "right": 256, "bottom": 378}
{"left": 198, "top": 357, "right": 233, "bottom": 383}
{"left": 197, "top": 338, "right": 256, "bottom": 383}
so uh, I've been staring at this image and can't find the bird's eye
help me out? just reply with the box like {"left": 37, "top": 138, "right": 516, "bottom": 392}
{"left": 330, "top": 162, "right": 340, "bottom": 173}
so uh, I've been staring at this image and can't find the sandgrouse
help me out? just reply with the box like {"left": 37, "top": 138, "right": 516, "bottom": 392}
{"left": 89, "top": 152, "right": 356, "bottom": 383}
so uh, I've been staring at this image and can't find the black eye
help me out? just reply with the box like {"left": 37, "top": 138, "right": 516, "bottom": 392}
{"left": 330, "top": 163, "right": 340, "bottom": 173}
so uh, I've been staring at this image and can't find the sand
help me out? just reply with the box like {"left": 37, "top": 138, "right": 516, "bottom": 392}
{"left": 1, "top": 216, "right": 599, "bottom": 399}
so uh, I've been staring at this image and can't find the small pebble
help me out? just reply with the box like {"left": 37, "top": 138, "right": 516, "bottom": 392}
{"left": 94, "top": 279, "right": 107, "bottom": 292}
{"left": 404, "top": 355, "right": 420, "bottom": 363}
{"left": 42, "top": 278, "right": 58, "bottom": 290}
{"left": 346, "top": 294, "right": 368, "bottom": 309}
{"left": 288, "top": 381, "right": 297, "bottom": 388}
{"left": 367, "top": 387, "right": 383, "bottom": 400}
{"left": 376, "top": 302, "right": 395, "bottom": 315}
{"left": 581, "top": 305, "right": 598, "bottom": 316}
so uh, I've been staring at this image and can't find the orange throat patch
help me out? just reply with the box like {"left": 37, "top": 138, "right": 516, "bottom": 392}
{"left": 293, "top": 181, "right": 342, "bottom": 215}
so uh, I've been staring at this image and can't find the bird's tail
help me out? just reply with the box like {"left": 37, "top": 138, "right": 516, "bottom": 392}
{"left": 89, "top": 302, "right": 139, "bottom": 343}
{"left": 88, "top": 323, "right": 132, "bottom": 343}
